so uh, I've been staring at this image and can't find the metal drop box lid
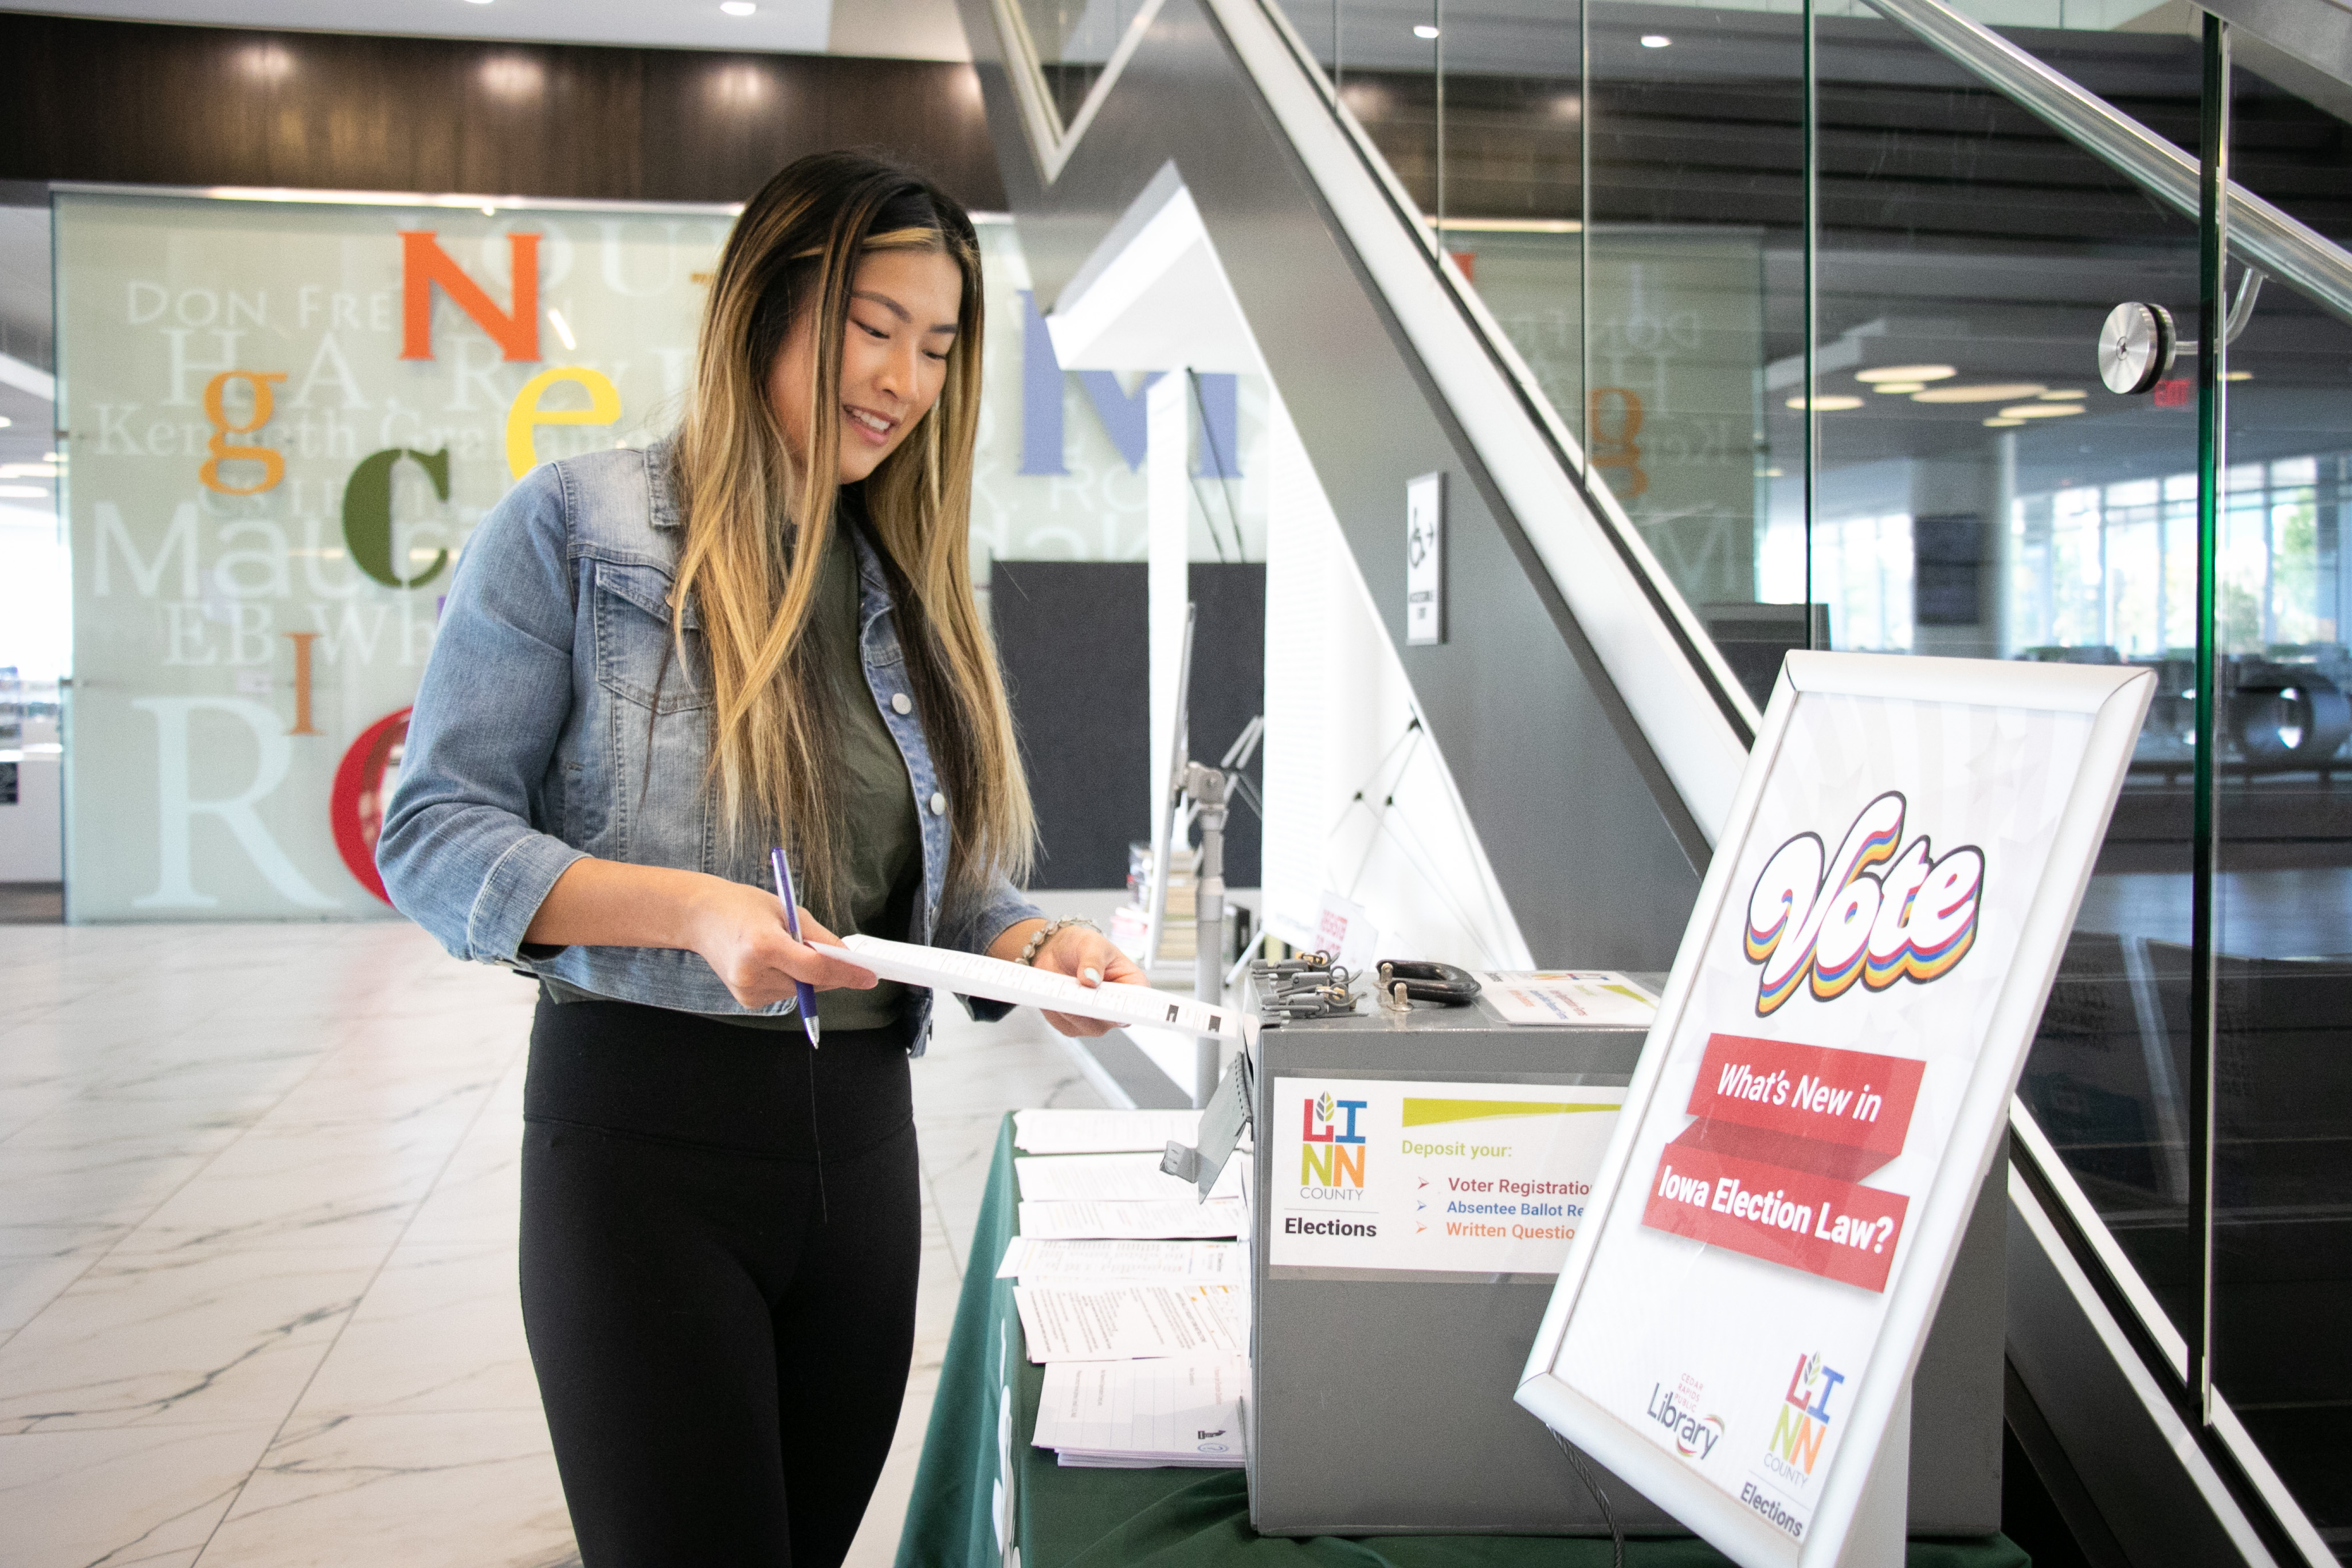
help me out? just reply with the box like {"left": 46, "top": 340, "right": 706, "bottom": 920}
{"left": 1240, "top": 988, "right": 2004, "bottom": 1538}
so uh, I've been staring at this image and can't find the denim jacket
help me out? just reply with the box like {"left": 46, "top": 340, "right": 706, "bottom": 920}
{"left": 376, "top": 442, "right": 1042, "bottom": 1054}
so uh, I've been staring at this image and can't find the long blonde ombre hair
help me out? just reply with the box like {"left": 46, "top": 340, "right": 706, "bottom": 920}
{"left": 671, "top": 152, "right": 1033, "bottom": 920}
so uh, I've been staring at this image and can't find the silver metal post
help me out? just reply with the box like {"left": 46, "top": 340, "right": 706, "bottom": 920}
{"left": 1185, "top": 760, "right": 1230, "bottom": 1108}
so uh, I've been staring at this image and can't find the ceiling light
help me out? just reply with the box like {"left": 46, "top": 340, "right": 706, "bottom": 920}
{"left": 0, "top": 462, "right": 57, "bottom": 478}
{"left": 1857, "top": 364, "right": 1957, "bottom": 383}
{"left": 1911, "top": 382, "right": 2046, "bottom": 403}
{"left": 1983, "top": 418, "right": 2025, "bottom": 428}
{"left": 1997, "top": 403, "right": 2081, "bottom": 419}
{"left": 1786, "top": 394, "right": 1864, "bottom": 411}
{"left": 1870, "top": 382, "right": 1926, "bottom": 394}
{"left": 546, "top": 308, "right": 577, "bottom": 351}
{"left": 0, "top": 417, "right": 12, "bottom": 428}
{"left": 2223, "top": 370, "right": 2252, "bottom": 382}
{"left": 465, "top": 0, "right": 493, "bottom": 6}
{"left": 2037, "top": 390, "right": 2086, "bottom": 401}
{"left": 0, "top": 485, "right": 46, "bottom": 497}
{"left": 1641, "top": 34, "right": 1672, "bottom": 46}
{"left": 42, "top": 451, "right": 62, "bottom": 462}
{"left": 1413, "top": 23, "right": 1440, "bottom": 39}
{"left": 721, "top": 1, "right": 757, "bottom": 13}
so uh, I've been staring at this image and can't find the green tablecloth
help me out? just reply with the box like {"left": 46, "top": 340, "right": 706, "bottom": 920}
{"left": 895, "top": 1117, "right": 2028, "bottom": 1568}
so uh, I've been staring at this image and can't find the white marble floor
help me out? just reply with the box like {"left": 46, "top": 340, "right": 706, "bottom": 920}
{"left": 0, "top": 920, "right": 1108, "bottom": 1567}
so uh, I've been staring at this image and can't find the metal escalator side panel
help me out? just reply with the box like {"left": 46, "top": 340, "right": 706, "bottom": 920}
{"left": 2010, "top": 1094, "right": 2192, "bottom": 1383}
{"left": 1236, "top": 0, "right": 1765, "bottom": 757}
{"left": 2006, "top": 1155, "right": 2287, "bottom": 1567}
{"left": 1209, "top": 0, "right": 1754, "bottom": 845}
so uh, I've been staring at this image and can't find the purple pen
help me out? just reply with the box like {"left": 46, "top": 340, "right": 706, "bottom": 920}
{"left": 769, "top": 846, "right": 821, "bottom": 1048}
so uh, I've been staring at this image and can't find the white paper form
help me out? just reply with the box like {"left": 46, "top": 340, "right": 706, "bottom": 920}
{"left": 995, "top": 1238, "right": 1244, "bottom": 1284}
{"left": 1016, "top": 1153, "right": 1242, "bottom": 1204}
{"left": 1012, "top": 1283, "right": 1244, "bottom": 1362}
{"left": 1017, "top": 1198, "right": 1246, "bottom": 1240}
{"left": 820, "top": 935, "right": 1258, "bottom": 1046}
{"left": 1013, "top": 1108, "right": 1203, "bottom": 1154}
{"left": 1033, "top": 1356, "right": 1248, "bottom": 1468}
{"left": 1476, "top": 970, "right": 1659, "bottom": 1027}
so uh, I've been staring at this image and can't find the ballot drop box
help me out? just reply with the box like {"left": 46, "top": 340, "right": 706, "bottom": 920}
{"left": 1241, "top": 993, "right": 2006, "bottom": 1536}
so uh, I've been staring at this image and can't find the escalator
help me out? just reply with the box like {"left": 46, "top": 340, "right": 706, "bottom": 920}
{"left": 952, "top": 0, "right": 2352, "bottom": 1559}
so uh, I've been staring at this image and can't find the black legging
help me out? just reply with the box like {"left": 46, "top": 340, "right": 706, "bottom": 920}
{"left": 519, "top": 995, "right": 923, "bottom": 1567}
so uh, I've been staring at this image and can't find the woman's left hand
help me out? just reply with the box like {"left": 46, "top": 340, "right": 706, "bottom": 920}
{"left": 1022, "top": 923, "right": 1150, "bottom": 1037}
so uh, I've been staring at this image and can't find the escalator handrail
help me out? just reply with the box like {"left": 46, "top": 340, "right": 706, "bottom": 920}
{"left": 2009, "top": 1096, "right": 2336, "bottom": 1567}
{"left": 1243, "top": 0, "right": 1766, "bottom": 756}
{"left": 1864, "top": 0, "right": 2352, "bottom": 330}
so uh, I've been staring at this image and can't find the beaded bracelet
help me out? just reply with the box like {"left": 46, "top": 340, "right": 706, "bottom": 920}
{"left": 1018, "top": 917, "right": 1099, "bottom": 966}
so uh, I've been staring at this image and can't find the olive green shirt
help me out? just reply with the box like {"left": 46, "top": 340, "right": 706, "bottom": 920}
{"left": 540, "top": 511, "right": 924, "bottom": 1036}
{"left": 795, "top": 512, "right": 924, "bottom": 1032}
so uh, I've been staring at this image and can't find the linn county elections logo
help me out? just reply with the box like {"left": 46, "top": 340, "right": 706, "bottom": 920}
{"left": 1741, "top": 791, "right": 1984, "bottom": 1017}
{"left": 1764, "top": 1350, "right": 1845, "bottom": 1487}
{"left": 1298, "top": 1091, "right": 1369, "bottom": 1195}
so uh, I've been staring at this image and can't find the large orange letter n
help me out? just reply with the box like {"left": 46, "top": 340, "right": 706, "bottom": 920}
{"left": 399, "top": 231, "right": 541, "bottom": 362}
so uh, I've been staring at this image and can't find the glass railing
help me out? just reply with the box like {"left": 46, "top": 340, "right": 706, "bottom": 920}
{"left": 2213, "top": 79, "right": 2352, "bottom": 1559}
{"left": 1265, "top": 0, "right": 2351, "bottom": 1551}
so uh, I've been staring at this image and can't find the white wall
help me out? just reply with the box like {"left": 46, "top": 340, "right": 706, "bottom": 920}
{"left": 1259, "top": 394, "right": 1532, "bottom": 970}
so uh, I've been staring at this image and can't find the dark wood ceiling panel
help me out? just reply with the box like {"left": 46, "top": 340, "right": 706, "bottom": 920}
{"left": 0, "top": 14, "right": 1004, "bottom": 210}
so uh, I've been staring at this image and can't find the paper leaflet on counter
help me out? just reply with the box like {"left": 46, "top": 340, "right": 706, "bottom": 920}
{"left": 1477, "top": 970, "right": 1659, "bottom": 1027}
{"left": 1013, "top": 1108, "right": 1202, "bottom": 1155}
{"left": 816, "top": 935, "right": 1256, "bottom": 1046}
{"left": 1016, "top": 1151, "right": 1241, "bottom": 1205}
{"left": 1017, "top": 1198, "right": 1245, "bottom": 1240}
{"left": 995, "top": 1237, "right": 1244, "bottom": 1284}
{"left": 1012, "top": 1281, "right": 1244, "bottom": 1363}
{"left": 1033, "top": 1355, "right": 1248, "bottom": 1469}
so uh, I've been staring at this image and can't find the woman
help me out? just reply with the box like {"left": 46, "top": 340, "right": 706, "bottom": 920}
{"left": 378, "top": 152, "right": 1143, "bottom": 1565}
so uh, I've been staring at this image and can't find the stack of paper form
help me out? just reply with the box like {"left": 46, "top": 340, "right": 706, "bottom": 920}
{"left": 1012, "top": 1282, "right": 1244, "bottom": 1362}
{"left": 1015, "top": 1149, "right": 1245, "bottom": 1238}
{"left": 1033, "top": 1357, "right": 1247, "bottom": 1469}
{"left": 996, "top": 1237, "right": 1242, "bottom": 1284}
{"left": 1013, "top": 1108, "right": 1202, "bottom": 1154}
{"left": 1003, "top": 1110, "right": 1254, "bottom": 1469}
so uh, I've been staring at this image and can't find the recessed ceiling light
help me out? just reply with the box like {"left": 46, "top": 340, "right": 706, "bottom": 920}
{"left": 1997, "top": 403, "right": 2081, "bottom": 419}
{"left": 1871, "top": 382, "right": 1926, "bottom": 394}
{"left": 1911, "top": 382, "right": 2046, "bottom": 403}
{"left": 721, "top": 1, "right": 758, "bottom": 13}
{"left": 1786, "top": 394, "right": 1864, "bottom": 411}
{"left": 1983, "top": 418, "right": 2025, "bottom": 428}
{"left": 465, "top": 0, "right": 493, "bottom": 6}
{"left": 1641, "top": 34, "right": 1672, "bottom": 47}
{"left": 1857, "top": 364, "right": 1957, "bottom": 383}
{"left": 2222, "top": 369, "right": 2252, "bottom": 381}
{"left": 2037, "top": 389, "right": 2087, "bottom": 401}
{"left": 0, "top": 485, "right": 46, "bottom": 497}
{"left": 0, "top": 417, "right": 13, "bottom": 429}
{"left": 1413, "top": 23, "right": 1440, "bottom": 39}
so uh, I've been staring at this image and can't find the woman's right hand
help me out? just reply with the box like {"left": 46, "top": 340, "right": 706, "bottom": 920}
{"left": 684, "top": 877, "right": 879, "bottom": 1009}
{"left": 524, "top": 859, "right": 877, "bottom": 1010}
